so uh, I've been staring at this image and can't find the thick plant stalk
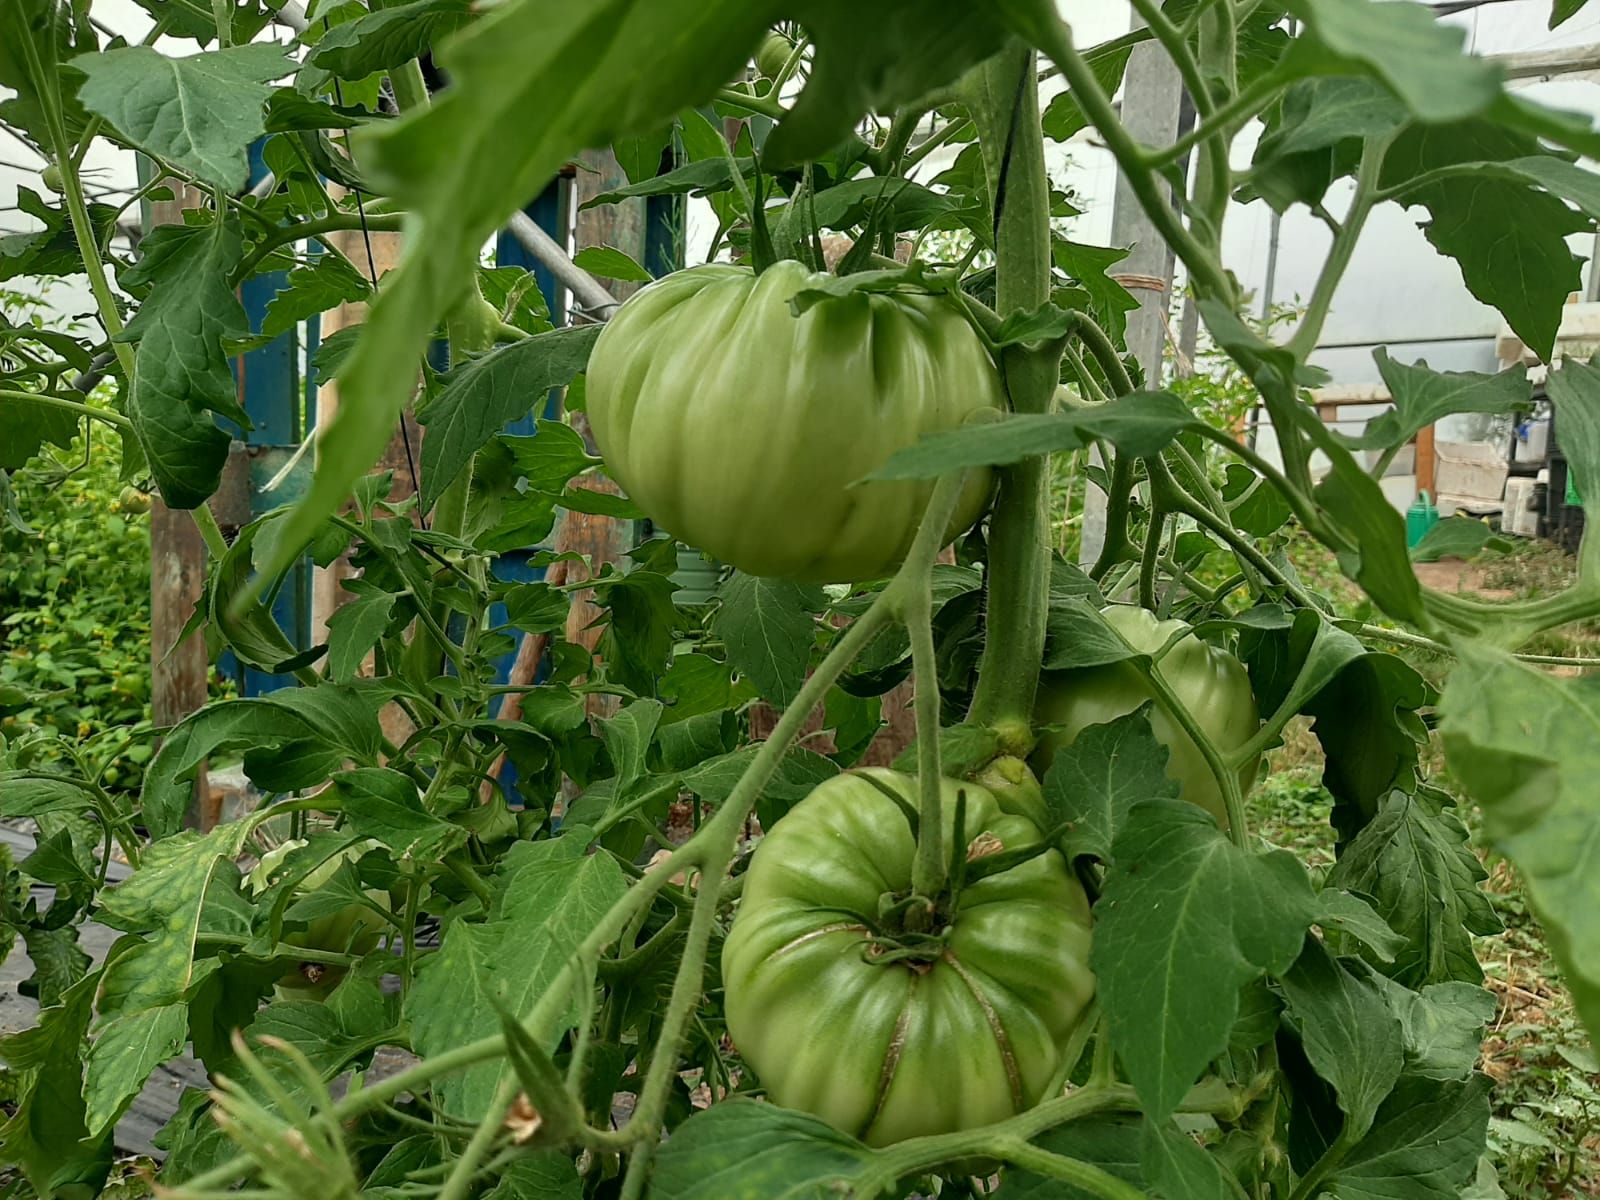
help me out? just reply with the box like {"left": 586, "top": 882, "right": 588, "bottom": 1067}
{"left": 964, "top": 46, "right": 1058, "bottom": 748}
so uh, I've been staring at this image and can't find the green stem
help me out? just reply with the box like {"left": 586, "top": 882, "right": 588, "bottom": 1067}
{"left": 1089, "top": 454, "right": 1137, "bottom": 581}
{"left": 713, "top": 85, "right": 785, "bottom": 120}
{"left": 900, "top": 475, "right": 971, "bottom": 901}
{"left": 389, "top": 57, "right": 430, "bottom": 111}
{"left": 1150, "top": 70, "right": 1279, "bottom": 171}
{"left": 1035, "top": 16, "right": 1234, "bottom": 303}
{"left": 0, "top": 389, "right": 130, "bottom": 431}
{"left": 1073, "top": 314, "right": 1136, "bottom": 397}
{"left": 1189, "top": 422, "right": 1331, "bottom": 543}
{"left": 903, "top": 118, "right": 972, "bottom": 169}
{"left": 1287, "top": 1128, "right": 1356, "bottom": 1200}
{"left": 618, "top": 857, "right": 726, "bottom": 1200}
{"left": 994, "top": 1140, "right": 1149, "bottom": 1200}
{"left": 231, "top": 211, "right": 407, "bottom": 285}
{"left": 964, "top": 45, "right": 1058, "bottom": 747}
{"left": 1288, "top": 137, "right": 1386, "bottom": 359}
{"left": 1355, "top": 622, "right": 1600, "bottom": 668}
{"left": 1194, "top": 0, "right": 1239, "bottom": 223}
{"left": 1139, "top": 504, "right": 1167, "bottom": 610}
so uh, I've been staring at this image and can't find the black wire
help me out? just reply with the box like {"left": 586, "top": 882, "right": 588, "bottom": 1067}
{"left": 329, "top": 75, "right": 427, "bottom": 527}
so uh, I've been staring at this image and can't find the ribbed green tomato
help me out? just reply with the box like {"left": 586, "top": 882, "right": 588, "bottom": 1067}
{"left": 1031, "top": 605, "right": 1260, "bottom": 827}
{"left": 722, "top": 769, "right": 1095, "bottom": 1146}
{"left": 585, "top": 261, "right": 1003, "bottom": 583}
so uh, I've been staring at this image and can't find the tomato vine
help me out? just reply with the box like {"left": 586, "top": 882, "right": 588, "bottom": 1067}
{"left": 3, "top": 2, "right": 1600, "bottom": 1198}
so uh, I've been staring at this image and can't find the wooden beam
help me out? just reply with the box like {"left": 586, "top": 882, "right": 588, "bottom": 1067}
{"left": 146, "top": 182, "right": 217, "bottom": 827}
{"left": 559, "top": 147, "right": 653, "bottom": 721}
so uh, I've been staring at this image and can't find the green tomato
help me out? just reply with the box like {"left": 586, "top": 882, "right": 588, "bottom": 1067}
{"left": 722, "top": 768, "right": 1095, "bottom": 1145}
{"left": 754, "top": 31, "right": 792, "bottom": 79}
{"left": 1031, "top": 605, "right": 1260, "bottom": 827}
{"left": 258, "top": 843, "right": 390, "bottom": 998}
{"left": 40, "top": 162, "right": 64, "bottom": 194}
{"left": 586, "top": 261, "right": 1002, "bottom": 583}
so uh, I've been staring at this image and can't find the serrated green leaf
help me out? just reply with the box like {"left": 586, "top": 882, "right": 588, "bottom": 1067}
{"left": 325, "top": 590, "right": 397, "bottom": 683}
{"left": 308, "top": 0, "right": 473, "bottom": 77}
{"left": 868, "top": 393, "right": 1197, "bottom": 481}
{"left": 261, "top": 253, "right": 373, "bottom": 336}
{"left": 1284, "top": 0, "right": 1502, "bottom": 123}
{"left": 1041, "top": 708, "right": 1177, "bottom": 862}
{"left": 1326, "top": 1075, "right": 1491, "bottom": 1199}
{"left": 1349, "top": 349, "right": 1529, "bottom": 453}
{"left": 1279, "top": 938, "right": 1405, "bottom": 1141}
{"left": 334, "top": 767, "right": 459, "bottom": 857}
{"left": 1094, "top": 801, "right": 1317, "bottom": 1121}
{"left": 417, "top": 326, "right": 601, "bottom": 510}
{"left": 1315, "top": 888, "right": 1406, "bottom": 963}
{"left": 73, "top": 44, "right": 293, "bottom": 188}
{"left": 405, "top": 836, "right": 627, "bottom": 1119}
{"left": 571, "top": 244, "right": 652, "bottom": 282}
{"left": 1441, "top": 644, "right": 1600, "bottom": 1044}
{"left": 649, "top": 1099, "right": 874, "bottom": 1200}
{"left": 714, "top": 572, "right": 821, "bottom": 707}
{"left": 1325, "top": 789, "right": 1499, "bottom": 987}
{"left": 83, "top": 1003, "right": 188, "bottom": 1137}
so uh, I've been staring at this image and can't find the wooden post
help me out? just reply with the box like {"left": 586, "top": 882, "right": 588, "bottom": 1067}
{"left": 1416, "top": 424, "right": 1437, "bottom": 496}
{"left": 309, "top": 216, "right": 422, "bottom": 751}
{"left": 145, "top": 182, "right": 219, "bottom": 827}
{"left": 1081, "top": 22, "right": 1186, "bottom": 568}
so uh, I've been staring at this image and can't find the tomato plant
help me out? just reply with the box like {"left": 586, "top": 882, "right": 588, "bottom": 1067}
{"left": 2, "top": 2, "right": 1598, "bottom": 1198}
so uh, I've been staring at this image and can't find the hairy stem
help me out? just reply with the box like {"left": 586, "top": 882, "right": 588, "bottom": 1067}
{"left": 964, "top": 47, "right": 1059, "bottom": 746}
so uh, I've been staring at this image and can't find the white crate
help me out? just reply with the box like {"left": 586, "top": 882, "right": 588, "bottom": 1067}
{"left": 1504, "top": 477, "right": 1540, "bottom": 537}
{"left": 1434, "top": 441, "right": 1508, "bottom": 505}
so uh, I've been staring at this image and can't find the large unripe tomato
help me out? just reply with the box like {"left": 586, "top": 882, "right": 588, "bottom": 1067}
{"left": 722, "top": 769, "right": 1095, "bottom": 1145}
{"left": 585, "top": 261, "right": 1003, "bottom": 583}
{"left": 1032, "top": 605, "right": 1260, "bottom": 827}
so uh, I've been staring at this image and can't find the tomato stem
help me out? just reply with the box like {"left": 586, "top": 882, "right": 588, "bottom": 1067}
{"left": 963, "top": 45, "right": 1058, "bottom": 745}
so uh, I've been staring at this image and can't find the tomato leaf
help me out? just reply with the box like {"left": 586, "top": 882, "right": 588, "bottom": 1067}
{"left": 867, "top": 393, "right": 1197, "bottom": 481}
{"left": 1282, "top": 0, "right": 1503, "bottom": 124}
{"left": 599, "top": 698, "right": 663, "bottom": 803}
{"left": 714, "top": 573, "right": 822, "bottom": 708}
{"left": 1325, "top": 789, "right": 1499, "bottom": 988}
{"left": 118, "top": 219, "right": 251, "bottom": 508}
{"left": 307, "top": 0, "right": 474, "bottom": 77}
{"left": 1361, "top": 970, "right": 1496, "bottom": 1083}
{"left": 334, "top": 767, "right": 461, "bottom": 859}
{"left": 72, "top": 44, "right": 293, "bottom": 189}
{"left": 405, "top": 835, "right": 627, "bottom": 1119}
{"left": 1141, "top": 1117, "right": 1235, "bottom": 1200}
{"left": 260, "top": 253, "right": 373, "bottom": 336}
{"left": 1040, "top": 708, "right": 1178, "bottom": 863}
{"left": 649, "top": 1099, "right": 873, "bottom": 1199}
{"left": 0, "top": 973, "right": 110, "bottom": 1198}
{"left": 1325, "top": 1075, "right": 1492, "bottom": 1200}
{"left": 1347, "top": 350, "right": 1529, "bottom": 453}
{"left": 1314, "top": 888, "right": 1406, "bottom": 963}
{"left": 82, "top": 1002, "right": 188, "bottom": 1138}
{"left": 1093, "top": 800, "right": 1317, "bottom": 1122}
{"left": 417, "top": 326, "right": 602, "bottom": 510}
{"left": 325, "top": 590, "right": 398, "bottom": 683}
{"left": 1441, "top": 644, "right": 1600, "bottom": 1044}
{"left": 1279, "top": 937, "right": 1405, "bottom": 1142}
{"left": 571, "top": 244, "right": 653, "bottom": 282}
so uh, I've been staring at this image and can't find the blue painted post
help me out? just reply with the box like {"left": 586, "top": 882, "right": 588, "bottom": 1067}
{"left": 225, "top": 139, "right": 312, "bottom": 695}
